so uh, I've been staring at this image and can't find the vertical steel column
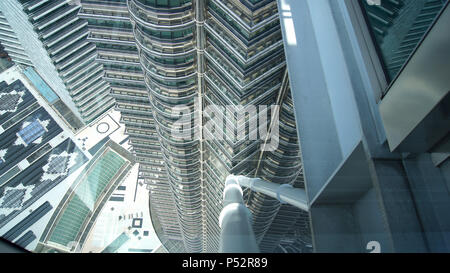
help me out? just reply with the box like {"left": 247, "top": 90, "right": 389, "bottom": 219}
{"left": 219, "top": 177, "right": 259, "bottom": 253}
{"left": 194, "top": 0, "right": 207, "bottom": 252}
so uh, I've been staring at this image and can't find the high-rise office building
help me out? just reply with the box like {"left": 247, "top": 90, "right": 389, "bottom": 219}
{"left": 78, "top": 0, "right": 185, "bottom": 251}
{"left": 125, "top": 0, "right": 309, "bottom": 253}
{"left": 0, "top": 0, "right": 448, "bottom": 254}
{"left": 0, "top": 0, "right": 114, "bottom": 127}
{"left": 75, "top": 0, "right": 310, "bottom": 253}
{"left": 123, "top": 0, "right": 450, "bottom": 253}
{"left": 128, "top": 0, "right": 202, "bottom": 252}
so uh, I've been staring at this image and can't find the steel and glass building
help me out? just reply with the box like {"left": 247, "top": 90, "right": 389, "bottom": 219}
{"left": 77, "top": 0, "right": 309, "bottom": 253}
{"left": 0, "top": 0, "right": 114, "bottom": 127}
{"left": 125, "top": 0, "right": 310, "bottom": 253}
{"left": 127, "top": 0, "right": 202, "bottom": 253}
{"left": 78, "top": 0, "right": 185, "bottom": 251}
{"left": 0, "top": 0, "right": 448, "bottom": 254}
{"left": 124, "top": 0, "right": 450, "bottom": 253}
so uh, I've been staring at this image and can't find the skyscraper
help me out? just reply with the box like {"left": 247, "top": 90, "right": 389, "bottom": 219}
{"left": 0, "top": 0, "right": 447, "bottom": 255}
{"left": 78, "top": 0, "right": 186, "bottom": 251}
{"left": 126, "top": 0, "right": 309, "bottom": 253}
{"left": 76, "top": 0, "right": 310, "bottom": 253}
{"left": 0, "top": 0, "right": 114, "bottom": 127}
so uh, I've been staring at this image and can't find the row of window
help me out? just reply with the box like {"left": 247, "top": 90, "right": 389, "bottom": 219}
{"left": 137, "top": 0, "right": 191, "bottom": 8}
{"left": 106, "top": 72, "right": 144, "bottom": 81}
{"left": 140, "top": 25, "right": 193, "bottom": 40}
{"left": 208, "top": 1, "right": 278, "bottom": 41}
{"left": 81, "top": 8, "right": 128, "bottom": 19}
{"left": 96, "top": 42, "right": 137, "bottom": 52}
{"left": 86, "top": 18, "right": 132, "bottom": 30}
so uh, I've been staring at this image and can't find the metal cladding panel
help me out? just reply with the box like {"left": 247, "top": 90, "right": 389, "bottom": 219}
{"left": 379, "top": 3, "right": 450, "bottom": 153}
{"left": 277, "top": 0, "right": 364, "bottom": 201}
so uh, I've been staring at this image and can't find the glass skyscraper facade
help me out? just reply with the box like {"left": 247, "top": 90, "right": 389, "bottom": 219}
{"left": 70, "top": 0, "right": 311, "bottom": 253}
{"left": 0, "top": 0, "right": 448, "bottom": 255}
{"left": 129, "top": 0, "right": 201, "bottom": 252}
{"left": 125, "top": 0, "right": 310, "bottom": 253}
{"left": 78, "top": 0, "right": 185, "bottom": 251}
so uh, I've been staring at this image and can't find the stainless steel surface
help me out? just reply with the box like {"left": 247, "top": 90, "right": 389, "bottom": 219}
{"left": 219, "top": 176, "right": 259, "bottom": 253}
{"left": 230, "top": 175, "right": 309, "bottom": 211}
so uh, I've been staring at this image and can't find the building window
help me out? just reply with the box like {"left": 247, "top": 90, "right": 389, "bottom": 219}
{"left": 139, "top": 0, "right": 190, "bottom": 8}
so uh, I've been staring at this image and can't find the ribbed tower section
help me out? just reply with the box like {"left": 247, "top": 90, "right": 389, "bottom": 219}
{"left": 202, "top": 0, "right": 287, "bottom": 252}
{"left": 128, "top": 0, "right": 202, "bottom": 253}
{"left": 78, "top": 0, "right": 185, "bottom": 251}
{"left": 245, "top": 81, "right": 311, "bottom": 252}
{"left": 0, "top": 0, "right": 114, "bottom": 125}
{"left": 127, "top": 0, "right": 311, "bottom": 253}
{"left": 0, "top": 11, "right": 33, "bottom": 66}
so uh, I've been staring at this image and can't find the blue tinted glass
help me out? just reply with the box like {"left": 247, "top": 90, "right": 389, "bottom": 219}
{"left": 360, "top": 0, "right": 448, "bottom": 81}
{"left": 18, "top": 120, "right": 46, "bottom": 145}
{"left": 23, "top": 67, "right": 59, "bottom": 104}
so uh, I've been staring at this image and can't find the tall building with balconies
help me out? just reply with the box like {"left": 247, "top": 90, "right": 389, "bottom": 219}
{"left": 78, "top": 0, "right": 185, "bottom": 251}
{"left": 128, "top": 0, "right": 202, "bottom": 253}
{"left": 0, "top": 0, "right": 114, "bottom": 127}
{"left": 1, "top": 0, "right": 448, "bottom": 255}
{"left": 127, "top": 0, "right": 310, "bottom": 253}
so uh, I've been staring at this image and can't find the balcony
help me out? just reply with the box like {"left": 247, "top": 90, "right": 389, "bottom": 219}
{"left": 128, "top": 0, "right": 193, "bottom": 29}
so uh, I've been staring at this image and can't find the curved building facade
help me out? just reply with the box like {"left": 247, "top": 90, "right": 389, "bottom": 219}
{"left": 126, "top": 0, "right": 310, "bottom": 253}
{"left": 79, "top": 0, "right": 185, "bottom": 251}
{"left": 128, "top": 0, "right": 202, "bottom": 253}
